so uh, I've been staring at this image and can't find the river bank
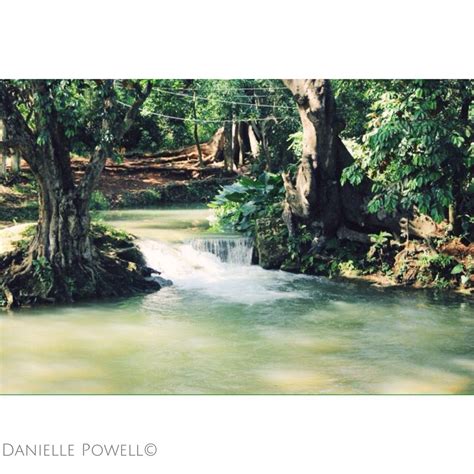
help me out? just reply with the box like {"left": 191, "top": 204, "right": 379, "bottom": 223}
{"left": 252, "top": 215, "right": 473, "bottom": 296}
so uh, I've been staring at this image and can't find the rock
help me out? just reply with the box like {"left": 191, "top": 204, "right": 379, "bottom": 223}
{"left": 140, "top": 265, "right": 160, "bottom": 278}
{"left": 255, "top": 217, "right": 289, "bottom": 269}
{"left": 150, "top": 275, "right": 173, "bottom": 287}
{"left": 115, "top": 246, "right": 146, "bottom": 266}
{"left": 336, "top": 225, "right": 371, "bottom": 244}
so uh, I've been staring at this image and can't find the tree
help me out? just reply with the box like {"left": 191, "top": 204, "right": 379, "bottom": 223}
{"left": 281, "top": 79, "right": 446, "bottom": 244}
{"left": 282, "top": 79, "right": 344, "bottom": 237}
{"left": 0, "top": 80, "right": 155, "bottom": 307}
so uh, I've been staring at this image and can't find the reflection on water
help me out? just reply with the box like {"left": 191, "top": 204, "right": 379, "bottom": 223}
{"left": 1, "top": 207, "right": 473, "bottom": 394}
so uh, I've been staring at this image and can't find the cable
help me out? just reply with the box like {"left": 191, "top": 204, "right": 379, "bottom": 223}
{"left": 156, "top": 87, "right": 286, "bottom": 100}
{"left": 156, "top": 87, "right": 289, "bottom": 99}
{"left": 154, "top": 87, "right": 294, "bottom": 110}
{"left": 155, "top": 85, "right": 288, "bottom": 92}
{"left": 117, "top": 100, "right": 292, "bottom": 124}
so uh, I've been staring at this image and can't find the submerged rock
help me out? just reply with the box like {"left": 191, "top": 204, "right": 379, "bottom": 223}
{"left": 151, "top": 275, "right": 173, "bottom": 287}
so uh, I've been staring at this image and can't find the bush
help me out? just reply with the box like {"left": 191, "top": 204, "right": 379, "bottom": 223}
{"left": 135, "top": 189, "right": 162, "bottom": 206}
{"left": 120, "top": 189, "right": 162, "bottom": 207}
{"left": 417, "top": 253, "right": 458, "bottom": 288}
{"left": 210, "top": 173, "right": 285, "bottom": 235}
{"left": 90, "top": 191, "right": 110, "bottom": 210}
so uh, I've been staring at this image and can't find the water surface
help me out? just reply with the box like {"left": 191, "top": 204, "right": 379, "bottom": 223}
{"left": 1, "top": 207, "right": 473, "bottom": 394}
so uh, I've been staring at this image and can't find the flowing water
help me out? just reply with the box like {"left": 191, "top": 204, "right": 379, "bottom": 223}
{"left": 1, "top": 207, "right": 474, "bottom": 394}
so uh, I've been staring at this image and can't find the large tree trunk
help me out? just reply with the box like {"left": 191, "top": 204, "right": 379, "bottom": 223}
{"left": 237, "top": 122, "right": 251, "bottom": 167}
{"left": 248, "top": 124, "right": 260, "bottom": 160}
{"left": 9, "top": 190, "right": 93, "bottom": 302}
{"left": 0, "top": 133, "right": 97, "bottom": 305}
{"left": 223, "top": 120, "right": 233, "bottom": 171}
{"left": 191, "top": 90, "right": 204, "bottom": 168}
{"left": 282, "top": 79, "right": 445, "bottom": 242}
{"left": 34, "top": 163, "right": 92, "bottom": 267}
{"left": 282, "top": 79, "right": 342, "bottom": 236}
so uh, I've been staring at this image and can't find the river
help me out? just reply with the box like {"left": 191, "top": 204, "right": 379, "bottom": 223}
{"left": 1, "top": 207, "right": 473, "bottom": 394}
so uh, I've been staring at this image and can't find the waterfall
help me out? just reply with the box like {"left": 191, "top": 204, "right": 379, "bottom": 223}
{"left": 190, "top": 237, "right": 254, "bottom": 265}
{"left": 139, "top": 237, "right": 307, "bottom": 304}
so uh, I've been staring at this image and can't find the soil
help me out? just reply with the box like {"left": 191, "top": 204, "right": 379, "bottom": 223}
{"left": 0, "top": 141, "right": 235, "bottom": 223}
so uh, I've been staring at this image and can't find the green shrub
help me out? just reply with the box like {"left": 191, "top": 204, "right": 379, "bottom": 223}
{"left": 90, "top": 191, "right": 110, "bottom": 210}
{"left": 417, "top": 253, "right": 458, "bottom": 288}
{"left": 120, "top": 188, "right": 162, "bottom": 207}
{"left": 367, "top": 231, "right": 393, "bottom": 263}
{"left": 210, "top": 173, "right": 285, "bottom": 235}
{"left": 140, "top": 189, "right": 162, "bottom": 205}
{"left": 32, "top": 256, "right": 53, "bottom": 290}
{"left": 287, "top": 131, "right": 303, "bottom": 158}
{"left": 91, "top": 221, "right": 133, "bottom": 243}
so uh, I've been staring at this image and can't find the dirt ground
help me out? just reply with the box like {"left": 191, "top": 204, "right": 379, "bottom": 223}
{"left": 0, "top": 141, "right": 234, "bottom": 209}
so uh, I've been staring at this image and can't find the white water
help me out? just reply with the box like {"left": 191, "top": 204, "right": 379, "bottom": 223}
{"left": 140, "top": 238, "right": 310, "bottom": 305}
{"left": 190, "top": 237, "right": 254, "bottom": 265}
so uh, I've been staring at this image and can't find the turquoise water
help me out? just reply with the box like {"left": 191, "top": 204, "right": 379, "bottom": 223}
{"left": 1, "top": 207, "right": 473, "bottom": 394}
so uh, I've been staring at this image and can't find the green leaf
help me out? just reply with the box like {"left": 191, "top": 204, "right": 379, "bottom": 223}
{"left": 451, "top": 264, "right": 464, "bottom": 275}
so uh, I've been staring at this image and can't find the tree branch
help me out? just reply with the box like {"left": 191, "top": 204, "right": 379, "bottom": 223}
{"left": 77, "top": 80, "right": 152, "bottom": 199}
{"left": 33, "top": 80, "right": 75, "bottom": 190}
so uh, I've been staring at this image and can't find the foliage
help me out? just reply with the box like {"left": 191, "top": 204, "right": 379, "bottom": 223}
{"left": 90, "top": 190, "right": 110, "bottom": 210}
{"left": 3, "top": 79, "right": 152, "bottom": 162}
{"left": 6, "top": 79, "right": 301, "bottom": 170}
{"left": 210, "top": 173, "right": 285, "bottom": 235}
{"left": 332, "top": 80, "right": 383, "bottom": 139}
{"left": 138, "top": 79, "right": 300, "bottom": 164}
{"left": 32, "top": 256, "right": 53, "bottom": 289}
{"left": 450, "top": 257, "right": 473, "bottom": 288}
{"left": 340, "top": 80, "right": 473, "bottom": 226}
{"left": 0, "top": 201, "right": 38, "bottom": 222}
{"left": 367, "top": 231, "right": 393, "bottom": 263}
{"left": 13, "top": 224, "right": 36, "bottom": 253}
{"left": 417, "top": 253, "right": 458, "bottom": 288}
{"left": 120, "top": 188, "right": 162, "bottom": 207}
{"left": 90, "top": 221, "right": 133, "bottom": 243}
{"left": 287, "top": 131, "right": 303, "bottom": 158}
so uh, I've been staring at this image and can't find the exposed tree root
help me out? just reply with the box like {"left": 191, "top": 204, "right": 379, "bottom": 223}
{"left": 0, "top": 226, "right": 160, "bottom": 309}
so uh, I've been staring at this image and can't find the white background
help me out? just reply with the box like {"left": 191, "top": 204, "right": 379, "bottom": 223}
{"left": 1, "top": 396, "right": 474, "bottom": 474}
{"left": 1, "top": 0, "right": 473, "bottom": 78}
{"left": 1, "top": 1, "right": 473, "bottom": 473}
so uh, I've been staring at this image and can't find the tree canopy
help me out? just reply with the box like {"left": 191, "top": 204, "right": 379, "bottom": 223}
{"left": 340, "top": 80, "right": 473, "bottom": 231}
